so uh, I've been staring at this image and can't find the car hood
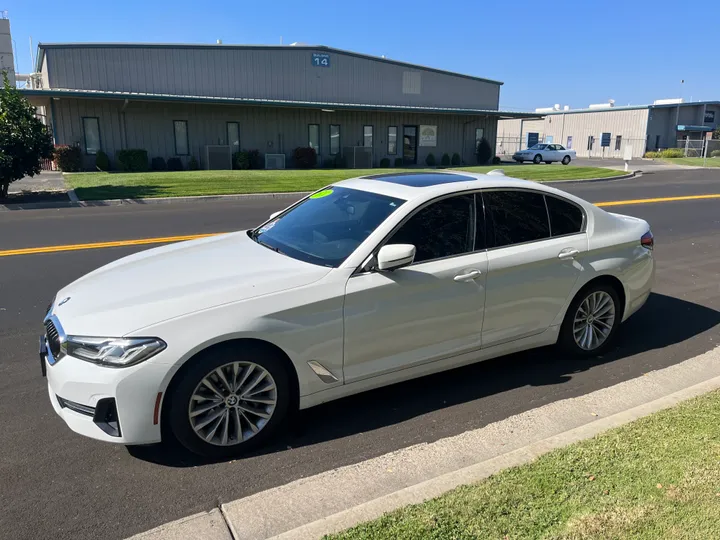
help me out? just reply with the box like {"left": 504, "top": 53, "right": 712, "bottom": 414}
{"left": 51, "top": 232, "right": 331, "bottom": 336}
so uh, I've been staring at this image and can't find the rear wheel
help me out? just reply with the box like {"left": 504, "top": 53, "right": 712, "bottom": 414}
{"left": 562, "top": 155, "right": 571, "bottom": 165}
{"left": 533, "top": 154, "right": 542, "bottom": 164}
{"left": 167, "top": 343, "right": 291, "bottom": 458}
{"left": 559, "top": 284, "right": 621, "bottom": 356}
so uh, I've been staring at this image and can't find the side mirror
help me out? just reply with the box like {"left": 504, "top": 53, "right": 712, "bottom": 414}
{"left": 269, "top": 211, "right": 282, "bottom": 220}
{"left": 377, "top": 244, "right": 416, "bottom": 271}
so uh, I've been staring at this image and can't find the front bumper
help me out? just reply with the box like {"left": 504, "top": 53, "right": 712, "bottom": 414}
{"left": 42, "top": 344, "right": 172, "bottom": 445}
{"left": 513, "top": 154, "right": 531, "bottom": 161}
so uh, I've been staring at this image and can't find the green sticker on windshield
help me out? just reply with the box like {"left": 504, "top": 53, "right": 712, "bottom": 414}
{"left": 310, "top": 189, "right": 334, "bottom": 199}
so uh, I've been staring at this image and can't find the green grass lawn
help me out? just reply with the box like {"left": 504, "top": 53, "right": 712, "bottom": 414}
{"left": 327, "top": 390, "right": 720, "bottom": 540}
{"left": 663, "top": 157, "right": 720, "bottom": 168}
{"left": 65, "top": 166, "right": 624, "bottom": 200}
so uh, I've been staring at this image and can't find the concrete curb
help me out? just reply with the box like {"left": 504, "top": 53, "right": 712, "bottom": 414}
{"left": 1, "top": 171, "right": 637, "bottom": 212}
{"left": 273, "top": 372, "right": 720, "bottom": 540}
{"left": 127, "top": 346, "right": 720, "bottom": 540}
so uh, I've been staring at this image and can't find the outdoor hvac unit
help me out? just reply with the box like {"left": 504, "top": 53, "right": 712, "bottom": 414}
{"left": 265, "top": 153, "right": 286, "bottom": 170}
{"left": 204, "top": 145, "right": 232, "bottom": 170}
{"left": 343, "top": 147, "right": 373, "bottom": 169}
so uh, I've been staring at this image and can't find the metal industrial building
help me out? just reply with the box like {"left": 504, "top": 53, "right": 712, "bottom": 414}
{"left": 497, "top": 100, "right": 720, "bottom": 159}
{"left": 19, "top": 41, "right": 535, "bottom": 170}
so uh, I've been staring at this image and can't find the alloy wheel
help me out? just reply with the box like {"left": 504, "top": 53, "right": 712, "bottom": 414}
{"left": 188, "top": 361, "right": 277, "bottom": 446}
{"left": 573, "top": 291, "right": 616, "bottom": 351}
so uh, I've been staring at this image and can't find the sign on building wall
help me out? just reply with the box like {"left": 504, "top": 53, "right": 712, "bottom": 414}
{"left": 601, "top": 132, "right": 611, "bottom": 147}
{"left": 705, "top": 110, "right": 715, "bottom": 124}
{"left": 312, "top": 53, "right": 330, "bottom": 67}
{"left": 419, "top": 125, "right": 437, "bottom": 147}
{"left": 527, "top": 132, "right": 539, "bottom": 147}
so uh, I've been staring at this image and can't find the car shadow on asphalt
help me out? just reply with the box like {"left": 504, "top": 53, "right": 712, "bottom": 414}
{"left": 127, "top": 292, "right": 720, "bottom": 467}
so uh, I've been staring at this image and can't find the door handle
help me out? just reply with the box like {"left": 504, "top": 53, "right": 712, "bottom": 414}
{"left": 558, "top": 248, "right": 579, "bottom": 260}
{"left": 454, "top": 269, "right": 482, "bottom": 282}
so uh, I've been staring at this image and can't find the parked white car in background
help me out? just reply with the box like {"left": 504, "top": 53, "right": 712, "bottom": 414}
{"left": 40, "top": 171, "right": 654, "bottom": 458}
{"left": 514, "top": 143, "right": 577, "bottom": 164}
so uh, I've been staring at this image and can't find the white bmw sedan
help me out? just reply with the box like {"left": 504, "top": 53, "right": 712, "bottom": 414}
{"left": 41, "top": 172, "right": 654, "bottom": 458}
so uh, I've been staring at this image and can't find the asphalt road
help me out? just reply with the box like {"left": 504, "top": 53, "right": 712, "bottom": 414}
{"left": 1, "top": 169, "right": 719, "bottom": 540}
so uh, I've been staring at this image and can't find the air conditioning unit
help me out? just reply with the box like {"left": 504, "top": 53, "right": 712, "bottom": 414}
{"left": 204, "top": 145, "right": 232, "bottom": 170}
{"left": 343, "top": 146, "right": 373, "bottom": 168}
{"left": 265, "top": 153, "right": 286, "bottom": 170}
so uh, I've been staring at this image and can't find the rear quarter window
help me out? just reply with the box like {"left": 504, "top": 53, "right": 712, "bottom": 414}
{"left": 546, "top": 196, "right": 584, "bottom": 236}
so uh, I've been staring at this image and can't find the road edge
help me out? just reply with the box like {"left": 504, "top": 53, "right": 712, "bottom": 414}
{"left": 1, "top": 172, "right": 636, "bottom": 212}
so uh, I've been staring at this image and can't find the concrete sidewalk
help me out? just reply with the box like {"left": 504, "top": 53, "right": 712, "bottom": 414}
{"left": 8, "top": 171, "right": 68, "bottom": 194}
{"left": 129, "top": 345, "right": 720, "bottom": 540}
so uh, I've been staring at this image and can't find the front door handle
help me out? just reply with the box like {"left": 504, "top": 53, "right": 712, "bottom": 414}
{"left": 558, "top": 248, "right": 580, "bottom": 260}
{"left": 454, "top": 269, "right": 482, "bottom": 282}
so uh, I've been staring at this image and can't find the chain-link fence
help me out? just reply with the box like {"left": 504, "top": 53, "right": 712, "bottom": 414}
{"left": 675, "top": 138, "right": 720, "bottom": 158}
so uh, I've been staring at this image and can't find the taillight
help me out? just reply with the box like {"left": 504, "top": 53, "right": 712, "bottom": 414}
{"left": 641, "top": 230, "right": 654, "bottom": 250}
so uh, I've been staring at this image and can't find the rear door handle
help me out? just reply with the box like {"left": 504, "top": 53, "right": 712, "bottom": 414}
{"left": 558, "top": 248, "right": 580, "bottom": 260}
{"left": 454, "top": 269, "right": 482, "bottom": 282}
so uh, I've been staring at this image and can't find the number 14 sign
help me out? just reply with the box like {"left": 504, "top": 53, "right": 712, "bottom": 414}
{"left": 312, "top": 53, "right": 330, "bottom": 67}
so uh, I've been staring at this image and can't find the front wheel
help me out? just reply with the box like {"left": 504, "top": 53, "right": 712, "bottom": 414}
{"left": 562, "top": 155, "right": 571, "bottom": 165}
{"left": 166, "top": 343, "right": 292, "bottom": 458}
{"left": 533, "top": 154, "right": 542, "bottom": 164}
{"left": 559, "top": 284, "right": 621, "bottom": 356}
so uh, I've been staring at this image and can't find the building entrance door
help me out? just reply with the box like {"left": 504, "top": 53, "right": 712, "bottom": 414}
{"left": 403, "top": 125, "right": 418, "bottom": 165}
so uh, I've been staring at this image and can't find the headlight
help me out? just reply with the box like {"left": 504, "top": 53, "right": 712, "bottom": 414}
{"left": 63, "top": 336, "right": 166, "bottom": 367}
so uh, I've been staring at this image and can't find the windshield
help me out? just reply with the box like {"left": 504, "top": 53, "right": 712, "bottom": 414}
{"left": 251, "top": 186, "right": 405, "bottom": 267}
{"left": 529, "top": 144, "right": 548, "bottom": 150}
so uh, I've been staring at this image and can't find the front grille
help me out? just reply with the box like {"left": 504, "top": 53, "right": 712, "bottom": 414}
{"left": 57, "top": 395, "right": 95, "bottom": 416}
{"left": 44, "top": 319, "right": 61, "bottom": 358}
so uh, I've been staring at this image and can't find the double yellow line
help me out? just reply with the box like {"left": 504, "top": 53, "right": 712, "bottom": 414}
{"left": 1, "top": 194, "right": 719, "bottom": 258}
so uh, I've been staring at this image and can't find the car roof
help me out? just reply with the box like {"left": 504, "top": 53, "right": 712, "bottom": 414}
{"left": 333, "top": 171, "right": 573, "bottom": 202}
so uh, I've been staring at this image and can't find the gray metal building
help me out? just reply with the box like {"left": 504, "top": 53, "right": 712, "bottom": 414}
{"left": 497, "top": 100, "right": 720, "bottom": 159}
{"left": 20, "top": 42, "right": 535, "bottom": 169}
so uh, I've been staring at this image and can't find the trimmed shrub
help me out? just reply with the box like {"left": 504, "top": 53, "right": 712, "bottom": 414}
{"left": 644, "top": 151, "right": 659, "bottom": 158}
{"left": 710, "top": 149, "right": 720, "bottom": 158}
{"left": 451, "top": 152, "right": 461, "bottom": 166}
{"left": 95, "top": 150, "right": 110, "bottom": 171}
{"left": 660, "top": 148, "right": 685, "bottom": 158}
{"left": 334, "top": 154, "right": 347, "bottom": 168}
{"left": 116, "top": 149, "right": 148, "bottom": 172}
{"left": 394, "top": 157, "right": 404, "bottom": 167}
{"left": 248, "top": 149, "right": 262, "bottom": 169}
{"left": 166, "top": 157, "right": 183, "bottom": 171}
{"left": 476, "top": 138, "right": 492, "bottom": 164}
{"left": 151, "top": 156, "right": 167, "bottom": 171}
{"left": 323, "top": 157, "right": 335, "bottom": 168}
{"left": 54, "top": 145, "right": 82, "bottom": 172}
{"left": 293, "top": 147, "right": 317, "bottom": 169}
{"left": 233, "top": 151, "right": 251, "bottom": 170}
{"left": 379, "top": 157, "right": 390, "bottom": 168}
{"left": 492, "top": 156, "right": 501, "bottom": 165}
{"left": 440, "top": 153, "right": 450, "bottom": 167}
{"left": 425, "top": 153, "right": 436, "bottom": 167}
{"left": 189, "top": 156, "right": 200, "bottom": 170}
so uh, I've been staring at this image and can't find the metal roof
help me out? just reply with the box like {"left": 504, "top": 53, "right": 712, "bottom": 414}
{"left": 20, "top": 88, "right": 541, "bottom": 118}
{"left": 542, "top": 100, "right": 720, "bottom": 115}
{"left": 35, "top": 43, "right": 503, "bottom": 86}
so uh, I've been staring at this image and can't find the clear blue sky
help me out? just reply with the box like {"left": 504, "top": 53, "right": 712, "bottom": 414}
{"left": 6, "top": 0, "right": 718, "bottom": 110}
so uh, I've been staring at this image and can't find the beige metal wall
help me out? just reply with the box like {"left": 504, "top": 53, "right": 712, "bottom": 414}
{"left": 42, "top": 45, "right": 501, "bottom": 110}
{"left": 51, "top": 98, "right": 497, "bottom": 169}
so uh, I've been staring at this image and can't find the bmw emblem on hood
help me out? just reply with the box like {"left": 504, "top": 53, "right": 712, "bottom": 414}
{"left": 58, "top": 297, "right": 71, "bottom": 306}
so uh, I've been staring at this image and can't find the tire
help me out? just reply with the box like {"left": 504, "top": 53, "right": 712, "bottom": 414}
{"left": 533, "top": 154, "right": 542, "bottom": 164}
{"left": 562, "top": 155, "right": 571, "bottom": 165}
{"left": 558, "top": 283, "right": 622, "bottom": 357}
{"left": 166, "top": 342, "right": 292, "bottom": 458}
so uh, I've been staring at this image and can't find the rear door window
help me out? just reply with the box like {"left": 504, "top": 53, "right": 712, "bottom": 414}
{"left": 483, "top": 191, "right": 550, "bottom": 248}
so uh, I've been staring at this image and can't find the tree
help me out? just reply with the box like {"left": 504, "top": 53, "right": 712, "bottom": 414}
{"left": 713, "top": 128, "right": 720, "bottom": 140}
{"left": 476, "top": 137, "right": 492, "bottom": 165}
{"left": 0, "top": 73, "right": 54, "bottom": 198}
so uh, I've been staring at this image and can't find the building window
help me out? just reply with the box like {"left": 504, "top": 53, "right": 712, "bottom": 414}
{"left": 587, "top": 135, "right": 594, "bottom": 151}
{"left": 308, "top": 124, "right": 319, "bottom": 152}
{"left": 566, "top": 136, "right": 573, "bottom": 149}
{"left": 655, "top": 135, "right": 661, "bottom": 149}
{"left": 174, "top": 120, "right": 189, "bottom": 155}
{"left": 615, "top": 135, "right": 622, "bottom": 151}
{"left": 330, "top": 124, "right": 340, "bottom": 155}
{"left": 388, "top": 126, "right": 398, "bottom": 155}
{"left": 363, "top": 125, "right": 373, "bottom": 148}
{"left": 226, "top": 122, "right": 240, "bottom": 152}
{"left": 475, "top": 128, "right": 485, "bottom": 150}
{"left": 82, "top": 117, "right": 101, "bottom": 155}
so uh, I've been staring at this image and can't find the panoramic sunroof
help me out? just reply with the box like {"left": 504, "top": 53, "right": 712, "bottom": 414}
{"left": 363, "top": 172, "right": 475, "bottom": 187}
